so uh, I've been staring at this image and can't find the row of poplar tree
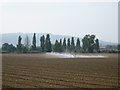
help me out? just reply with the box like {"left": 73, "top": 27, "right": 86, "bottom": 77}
{"left": 17, "top": 33, "right": 100, "bottom": 53}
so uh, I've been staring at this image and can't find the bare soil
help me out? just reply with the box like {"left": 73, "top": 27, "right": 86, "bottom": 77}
{"left": 2, "top": 53, "right": 119, "bottom": 88}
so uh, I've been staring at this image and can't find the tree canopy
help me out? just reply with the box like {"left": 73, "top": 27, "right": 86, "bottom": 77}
{"left": 2, "top": 43, "right": 16, "bottom": 53}
{"left": 17, "top": 35, "right": 22, "bottom": 52}
{"left": 32, "top": 33, "right": 36, "bottom": 50}
{"left": 1, "top": 33, "right": 105, "bottom": 53}
{"left": 45, "top": 34, "right": 52, "bottom": 52}
{"left": 82, "top": 34, "right": 100, "bottom": 53}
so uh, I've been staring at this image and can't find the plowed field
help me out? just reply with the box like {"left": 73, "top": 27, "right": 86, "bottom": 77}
{"left": 2, "top": 54, "right": 118, "bottom": 88}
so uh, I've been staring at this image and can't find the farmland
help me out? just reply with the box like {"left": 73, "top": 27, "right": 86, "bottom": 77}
{"left": 2, "top": 53, "right": 118, "bottom": 88}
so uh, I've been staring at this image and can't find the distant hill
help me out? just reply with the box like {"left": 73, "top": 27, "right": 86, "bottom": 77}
{"left": 0, "top": 33, "right": 117, "bottom": 47}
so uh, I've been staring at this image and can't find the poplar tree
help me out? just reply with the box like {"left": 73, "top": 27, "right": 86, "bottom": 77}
{"left": 59, "top": 39, "right": 63, "bottom": 52}
{"left": 24, "top": 35, "right": 30, "bottom": 50}
{"left": 67, "top": 38, "right": 70, "bottom": 51}
{"left": 95, "top": 39, "right": 100, "bottom": 52}
{"left": 70, "top": 37, "right": 75, "bottom": 52}
{"left": 76, "top": 38, "right": 81, "bottom": 52}
{"left": 17, "top": 35, "right": 22, "bottom": 52}
{"left": 63, "top": 38, "right": 67, "bottom": 51}
{"left": 45, "top": 34, "right": 52, "bottom": 52}
{"left": 40, "top": 35, "right": 45, "bottom": 52}
{"left": 32, "top": 33, "right": 36, "bottom": 50}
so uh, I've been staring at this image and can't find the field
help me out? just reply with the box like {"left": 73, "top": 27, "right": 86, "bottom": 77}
{"left": 2, "top": 53, "right": 118, "bottom": 88}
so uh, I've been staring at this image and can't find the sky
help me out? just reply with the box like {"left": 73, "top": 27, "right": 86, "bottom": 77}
{"left": 0, "top": 0, "right": 118, "bottom": 43}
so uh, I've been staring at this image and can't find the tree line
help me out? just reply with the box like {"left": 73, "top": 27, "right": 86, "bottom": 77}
{"left": 2, "top": 33, "right": 101, "bottom": 53}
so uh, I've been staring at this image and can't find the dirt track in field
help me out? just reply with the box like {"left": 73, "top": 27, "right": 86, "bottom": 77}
{"left": 2, "top": 54, "right": 118, "bottom": 88}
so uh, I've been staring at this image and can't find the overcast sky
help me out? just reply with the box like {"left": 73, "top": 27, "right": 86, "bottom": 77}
{"left": 1, "top": 1, "right": 118, "bottom": 43}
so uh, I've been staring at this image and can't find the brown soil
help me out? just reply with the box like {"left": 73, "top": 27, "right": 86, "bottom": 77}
{"left": 2, "top": 54, "right": 119, "bottom": 88}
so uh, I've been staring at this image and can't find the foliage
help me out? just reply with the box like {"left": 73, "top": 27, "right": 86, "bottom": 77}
{"left": 3, "top": 33, "right": 112, "bottom": 53}
{"left": 17, "top": 36, "right": 22, "bottom": 52}
{"left": 24, "top": 35, "right": 30, "bottom": 50}
{"left": 45, "top": 34, "right": 52, "bottom": 52}
{"left": 67, "top": 38, "right": 70, "bottom": 52}
{"left": 70, "top": 37, "right": 75, "bottom": 52}
{"left": 63, "top": 38, "right": 67, "bottom": 51}
{"left": 32, "top": 33, "right": 36, "bottom": 50}
{"left": 22, "top": 46, "right": 28, "bottom": 53}
{"left": 53, "top": 40, "right": 57, "bottom": 52}
{"left": 40, "top": 35, "right": 45, "bottom": 52}
{"left": 75, "top": 38, "right": 81, "bottom": 52}
{"left": 95, "top": 39, "right": 100, "bottom": 52}
{"left": 2, "top": 43, "right": 16, "bottom": 53}
{"left": 53, "top": 40, "right": 63, "bottom": 52}
{"left": 82, "top": 34, "right": 100, "bottom": 53}
{"left": 59, "top": 39, "right": 63, "bottom": 52}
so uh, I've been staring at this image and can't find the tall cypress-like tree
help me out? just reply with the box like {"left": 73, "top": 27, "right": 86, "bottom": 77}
{"left": 17, "top": 35, "right": 22, "bottom": 52}
{"left": 70, "top": 37, "right": 75, "bottom": 52}
{"left": 53, "top": 40, "right": 59, "bottom": 52}
{"left": 53, "top": 39, "right": 63, "bottom": 52}
{"left": 95, "top": 39, "right": 100, "bottom": 52}
{"left": 67, "top": 38, "right": 70, "bottom": 51}
{"left": 24, "top": 35, "right": 30, "bottom": 50}
{"left": 76, "top": 38, "right": 81, "bottom": 52}
{"left": 63, "top": 38, "right": 66, "bottom": 51}
{"left": 40, "top": 35, "right": 45, "bottom": 52}
{"left": 32, "top": 33, "right": 36, "bottom": 50}
{"left": 76, "top": 38, "right": 80, "bottom": 48}
{"left": 45, "top": 34, "right": 52, "bottom": 52}
{"left": 59, "top": 39, "right": 63, "bottom": 52}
